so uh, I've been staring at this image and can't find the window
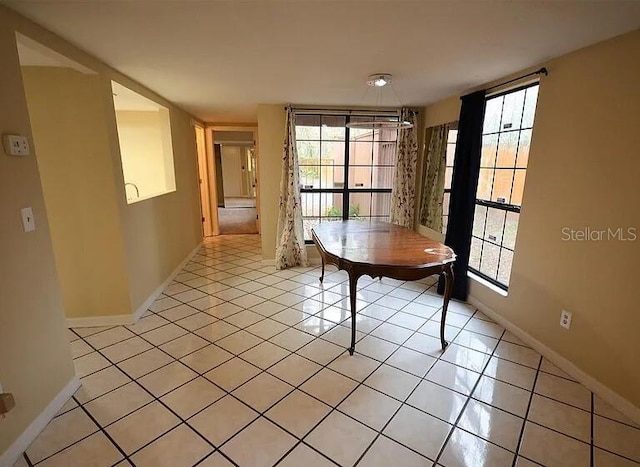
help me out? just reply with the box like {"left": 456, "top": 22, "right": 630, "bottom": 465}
{"left": 295, "top": 113, "right": 399, "bottom": 241}
{"left": 469, "top": 83, "right": 539, "bottom": 289}
{"left": 112, "top": 81, "right": 176, "bottom": 204}
{"left": 442, "top": 127, "right": 458, "bottom": 234}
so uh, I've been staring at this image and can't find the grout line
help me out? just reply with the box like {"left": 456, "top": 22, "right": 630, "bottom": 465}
{"left": 510, "top": 355, "right": 544, "bottom": 467}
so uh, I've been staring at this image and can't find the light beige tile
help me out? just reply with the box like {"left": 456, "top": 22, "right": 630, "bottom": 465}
{"left": 270, "top": 327, "right": 315, "bottom": 351}
{"left": 12, "top": 454, "right": 29, "bottom": 467}
{"left": 594, "top": 448, "right": 639, "bottom": 466}
{"left": 386, "top": 346, "right": 437, "bottom": 377}
{"left": 54, "top": 397, "right": 78, "bottom": 417}
{"left": 387, "top": 311, "right": 427, "bottom": 330}
{"left": 126, "top": 314, "right": 170, "bottom": 335}
{"left": 539, "top": 358, "right": 575, "bottom": 381}
{"left": 328, "top": 352, "right": 380, "bottom": 382}
{"left": 240, "top": 341, "right": 291, "bottom": 369}
{"left": 27, "top": 408, "right": 98, "bottom": 463}
{"left": 594, "top": 414, "right": 640, "bottom": 462}
{"left": 463, "top": 317, "right": 504, "bottom": 339}
{"left": 472, "top": 375, "right": 531, "bottom": 417}
{"left": 370, "top": 322, "right": 414, "bottom": 344}
{"left": 130, "top": 424, "right": 213, "bottom": 467}
{"left": 70, "top": 339, "right": 93, "bottom": 359}
{"left": 202, "top": 301, "right": 243, "bottom": 318}
{"left": 117, "top": 348, "right": 173, "bottom": 379}
{"left": 528, "top": 395, "right": 591, "bottom": 442}
{"left": 519, "top": 421, "right": 590, "bottom": 467}
{"left": 197, "top": 452, "right": 235, "bottom": 466}
{"left": 593, "top": 395, "right": 639, "bottom": 428}
{"left": 441, "top": 344, "right": 490, "bottom": 373}
{"left": 300, "top": 368, "right": 358, "bottom": 406}
{"left": 358, "top": 435, "right": 430, "bottom": 467}
{"left": 106, "top": 401, "right": 180, "bottom": 454}
{"left": 172, "top": 289, "right": 208, "bottom": 303}
{"left": 233, "top": 372, "right": 294, "bottom": 412}
{"left": 364, "top": 364, "right": 420, "bottom": 401}
{"left": 266, "top": 390, "right": 331, "bottom": 437}
{"left": 179, "top": 344, "right": 233, "bottom": 373}
{"left": 194, "top": 321, "right": 240, "bottom": 342}
{"left": 161, "top": 377, "right": 225, "bottom": 418}
{"left": 37, "top": 432, "right": 122, "bottom": 467}
{"left": 514, "top": 457, "right": 541, "bottom": 467}
{"left": 159, "top": 303, "right": 200, "bottom": 322}
{"left": 403, "top": 332, "right": 443, "bottom": 356}
{"left": 355, "top": 335, "right": 399, "bottom": 361}
{"left": 494, "top": 341, "right": 540, "bottom": 369}
{"left": 149, "top": 296, "right": 181, "bottom": 312}
{"left": 306, "top": 411, "right": 377, "bottom": 466}
{"left": 249, "top": 300, "right": 288, "bottom": 317}
{"left": 439, "top": 427, "right": 514, "bottom": 467}
{"left": 75, "top": 365, "right": 131, "bottom": 404}
{"left": 267, "top": 354, "right": 322, "bottom": 386}
{"left": 159, "top": 333, "right": 209, "bottom": 359}
{"left": 216, "top": 330, "right": 263, "bottom": 354}
{"left": 483, "top": 356, "right": 537, "bottom": 390}
{"left": 230, "top": 293, "right": 266, "bottom": 309}
{"left": 175, "top": 312, "right": 217, "bottom": 331}
{"left": 425, "top": 361, "right": 481, "bottom": 396}
{"left": 85, "top": 327, "right": 135, "bottom": 349}
{"left": 189, "top": 395, "right": 258, "bottom": 445}
{"left": 74, "top": 352, "right": 111, "bottom": 378}
{"left": 141, "top": 323, "right": 188, "bottom": 346}
{"left": 321, "top": 325, "right": 366, "bottom": 348}
{"left": 458, "top": 399, "right": 523, "bottom": 451}
{"left": 383, "top": 405, "right": 451, "bottom": 460}
{"left": 221, "top": 418, "right": 297, "bottom": 467}
{"left": 246, "top": 318, "right": 288, "bottom": 339}
{"left": 278, "top": 444, "right": 336, "bottom": 467}
{"left": 204, "top": 357, "right": 261, "bottom": 391}
{"left": 297, "top": 338, "right": 345, "bottom": 365}
{"left": 224, "top": 309, "right": 265, "bottom": 328}
{"left": 407, "top": 380, "right": 467, "bottom": 424}
{"left": 101, "top": 336, "right": 153, "bottom": 363}
{"left": 534, "top": 372, "right": 591, "bottom": 411}
{"left": 338, "top": 385, "right": 401, "bottom": 430}
{"left": 84, "top": 382, "right": 153, "bottom": 426}
{"left": 138, "top": 361, "right": 198, "bottom": 397}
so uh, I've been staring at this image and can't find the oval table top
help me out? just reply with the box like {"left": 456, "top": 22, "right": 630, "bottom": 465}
{"left": 311, "top": 220, "right": 456, "bottom": 269}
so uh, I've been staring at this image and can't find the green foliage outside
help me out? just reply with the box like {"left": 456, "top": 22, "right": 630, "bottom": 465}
{"left": 325, "top": 204, "right": 361, "bottom": 219}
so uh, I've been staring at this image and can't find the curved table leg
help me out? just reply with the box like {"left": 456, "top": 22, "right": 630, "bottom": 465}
{"left": 319, "top": 257, "right": 325, "bottom": 283}
{"left": 348, "top": 270, "right": 360, "bottom": 355}
{"left": 440, "top": 264, "right": 454, "bottom": 350}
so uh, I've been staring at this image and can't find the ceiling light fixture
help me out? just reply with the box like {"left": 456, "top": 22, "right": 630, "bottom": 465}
{"left": 346, "top": 73, "right": 413, "bottom": 130}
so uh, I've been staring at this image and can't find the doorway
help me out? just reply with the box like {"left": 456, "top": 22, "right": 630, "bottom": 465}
{"left": 212, "top": 129, "right": 259, "bottom": 235}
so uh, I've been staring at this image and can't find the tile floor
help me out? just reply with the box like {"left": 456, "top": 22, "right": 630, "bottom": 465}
{"left": 14, "top": 235, "right": 640, "bottom": 467}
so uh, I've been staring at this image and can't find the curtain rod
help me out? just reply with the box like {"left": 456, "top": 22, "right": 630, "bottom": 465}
{"left": 486, "top": 67, "right": 548, "bottom": 92}
{"left": 287, "top": 106, "right": 416, "bottom": 115}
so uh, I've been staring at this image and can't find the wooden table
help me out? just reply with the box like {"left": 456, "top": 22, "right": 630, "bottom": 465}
{"left": 312, "top": 220, "right": 456, "bottom": 355}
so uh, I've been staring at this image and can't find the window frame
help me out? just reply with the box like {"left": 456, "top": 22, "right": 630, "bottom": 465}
{"left": 295, "top": 112, "right": 400, "bottom": 243}
{"left": 468, "top": 82, "right": 539, "bottom": 291}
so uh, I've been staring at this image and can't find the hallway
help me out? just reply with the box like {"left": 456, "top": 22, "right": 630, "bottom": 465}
{"left": 217, "top": 198, "right": 258, "bottom": 235}
{"left": 14, "top": 235, "right": 640, "bottom": 466}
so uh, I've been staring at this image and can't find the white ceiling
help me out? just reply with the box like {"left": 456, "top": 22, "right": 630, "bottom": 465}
{"left": 5, "top": 1, "right": 640, "bottom": 122}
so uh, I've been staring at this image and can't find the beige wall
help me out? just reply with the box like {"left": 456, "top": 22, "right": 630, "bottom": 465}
{"left": 0, "top": 9, "right": 75, "bottom": 457}
{"left": 0, "top": 3, "right": 203, "bottom": 457}
{"left": 21, "top": 67, "right": 132, "bottom": 320}
{"left": 421, "top": 30, "right": 640, "bottom": 408}
{"left": 115, "top": 109, "right": 176, "bottom": 202}
{"left": 257, "top": 104, "right": 286, "bottom": 259}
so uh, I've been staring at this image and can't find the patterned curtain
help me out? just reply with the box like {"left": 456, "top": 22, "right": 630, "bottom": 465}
{"left": 275, "top": 107, "right": 308, "bottom": 269}
{"left": 389, "top": 108, "right": 419, "bottom": 228}
{"left": 419, "top": 123, "right": 451, "bottom": 231}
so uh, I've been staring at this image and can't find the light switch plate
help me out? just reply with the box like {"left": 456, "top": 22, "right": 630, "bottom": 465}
{"left": 3, "top": 134, "right": 30, "bottom": 156}
{"left": 21, "top": 207, "right": 36, "bottom": 232}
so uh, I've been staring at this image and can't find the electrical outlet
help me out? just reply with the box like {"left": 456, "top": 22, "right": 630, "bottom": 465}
{"left": 560, "top": 309, "right": 572, "bottom": 330}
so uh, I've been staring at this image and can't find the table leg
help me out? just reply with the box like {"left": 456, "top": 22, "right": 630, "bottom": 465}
{"left": 319, "top": 257, "right": 325, "bottom": 283}
{"left": 348, "top": 271, "right": 359, "bottom": 356}
{"left": 440, "top": 264, "right": 454, "bottom": 350}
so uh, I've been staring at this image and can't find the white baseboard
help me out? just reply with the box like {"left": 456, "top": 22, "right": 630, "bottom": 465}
{"left": 67, "top": 242, "right": 203, "bottom": 329}
{"left": 131, "top": 241, "right": 204, "bottom": 322}
{"left": 468, "top": 296, "right": 640, "bottom": 426}
{"left": 66, "top": 314, "right": 134, "bottom": 328}
{"left": 0, "top": 376, "right": 81, "bottom": 467}
{"left": 261, "top": 259, "right": 275, "bottom": 266}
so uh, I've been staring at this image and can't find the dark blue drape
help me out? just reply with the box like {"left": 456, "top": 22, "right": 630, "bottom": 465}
{"left": 438, "top": 90, "right": 486, "bottom": 300}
